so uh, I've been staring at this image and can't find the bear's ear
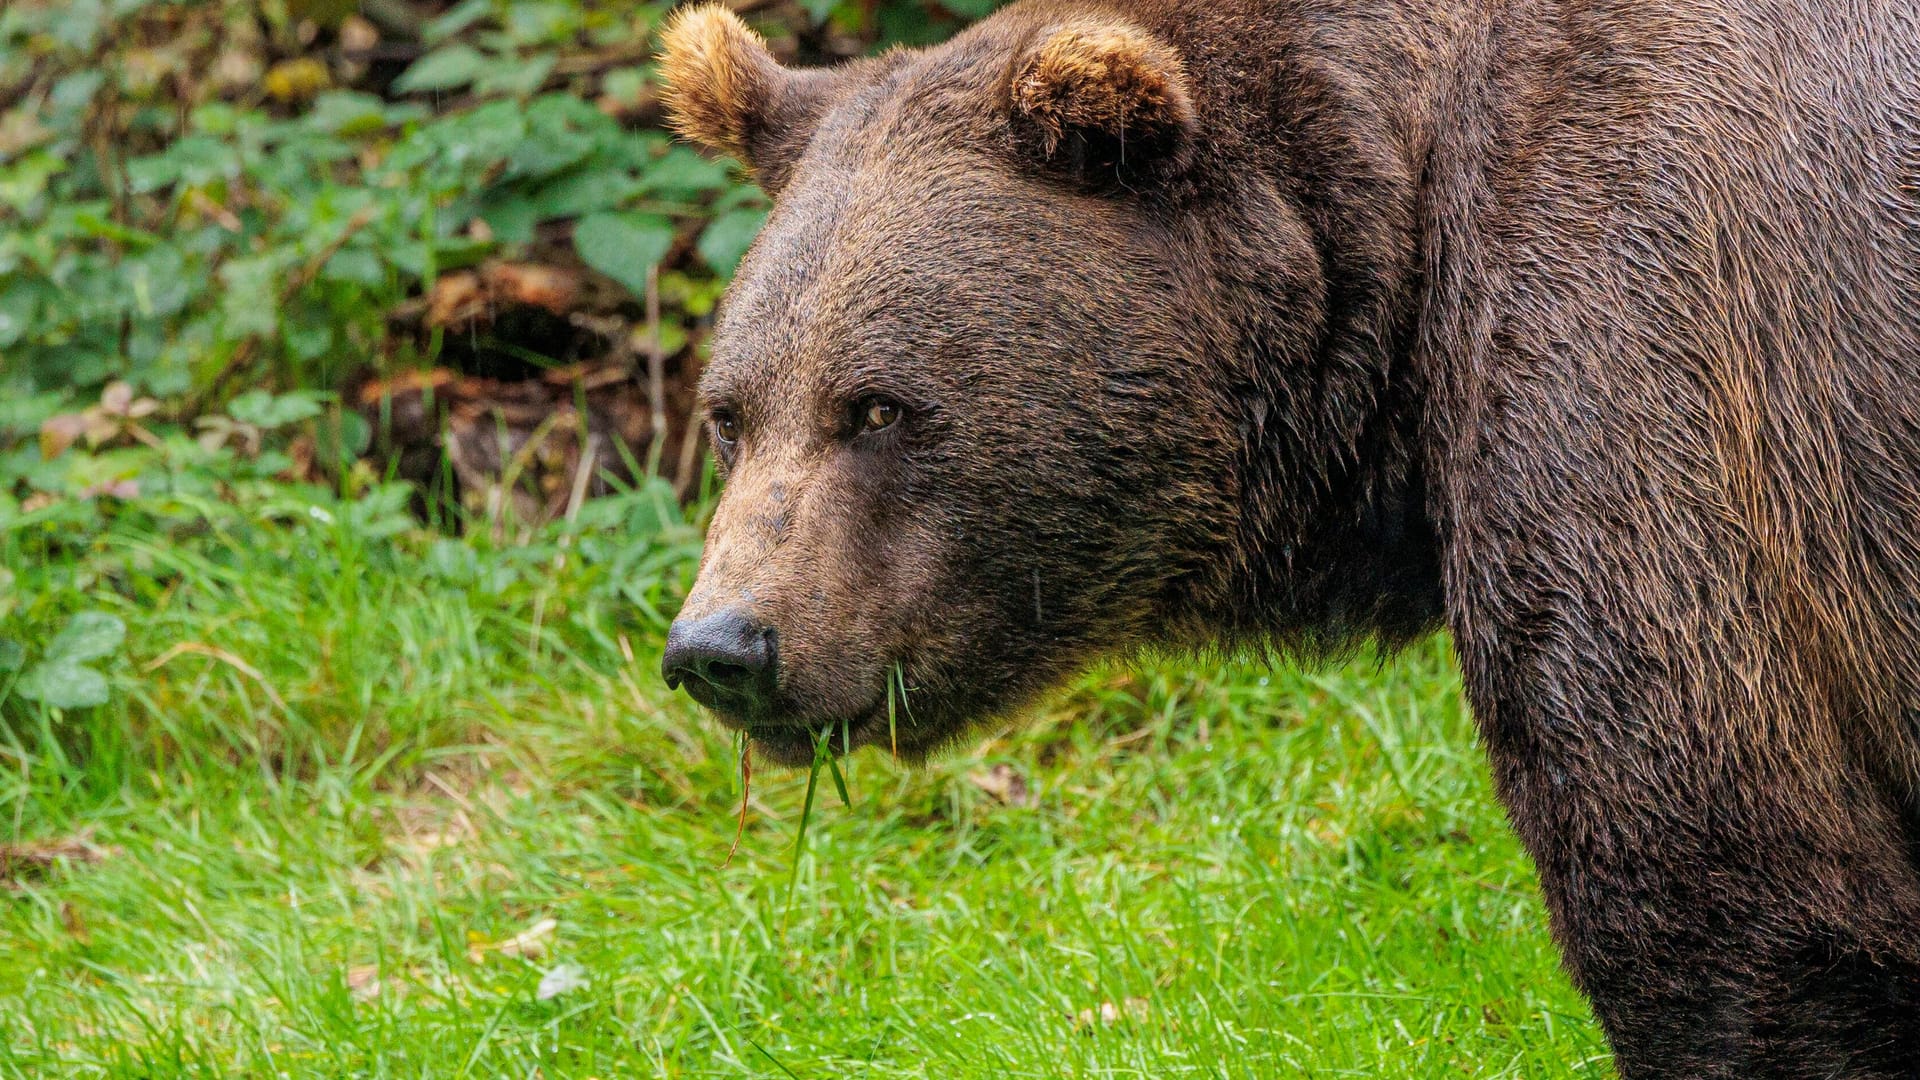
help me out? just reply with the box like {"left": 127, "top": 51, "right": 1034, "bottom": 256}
{"left": 1009, "top": 21, "right": 1195, "bottom": 185}
{"left": 658, "top": 4, "right": 836, "bottom": 195}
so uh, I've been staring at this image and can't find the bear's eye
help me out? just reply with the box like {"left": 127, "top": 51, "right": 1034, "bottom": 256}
{"left": 859, "top": 397, "right": 903, "bottom": 434}
{"left": 711, "top": 409, "right": 741, "bottom": 446}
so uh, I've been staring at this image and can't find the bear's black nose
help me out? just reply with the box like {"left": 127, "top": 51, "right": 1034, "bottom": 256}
{"left": 661, "top": 607, "right": 778, "bottom": 712}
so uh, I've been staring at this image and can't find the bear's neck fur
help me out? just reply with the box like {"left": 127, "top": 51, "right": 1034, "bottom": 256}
{"left": 1102, "top": 0, "right": 1472, "bottom": 656}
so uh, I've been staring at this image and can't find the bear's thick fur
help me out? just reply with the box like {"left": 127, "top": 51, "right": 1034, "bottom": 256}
{"left": 657, "top": 1, "right": 1920, "bottom": 1074}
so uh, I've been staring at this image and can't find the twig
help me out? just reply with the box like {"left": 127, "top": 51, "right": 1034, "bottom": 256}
{"left": 645, "top": 266, "right": 667, "bottom": 477}
{"left": 564, "top": 432, "right": 601, "bottom": 526}
{"left": 540, "top": 431, "right": 604, "bottom": 575}
{"left": 144, "top": 642, "right": 288, "bottom": 714}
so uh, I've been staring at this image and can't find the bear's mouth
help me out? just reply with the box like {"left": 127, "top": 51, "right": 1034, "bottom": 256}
{"left": 727, "top": 701, "right": 892, "bottom": 767}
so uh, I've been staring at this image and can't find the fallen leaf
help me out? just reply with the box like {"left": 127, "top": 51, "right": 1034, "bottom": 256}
{"left": 347, "top": 964, "right": 381, "bottom": 999}
{"left": 1072, "top": 997, "right": 1151, "bottom": 1033}
{"left": 426, "top": 271, "right": 486, "bottom": 329}
{"left": 38, "top": 413, "right": 85, "bottom": 459}
{"left": 483, "top": 262, "right": 580, "bottom": 316}
{"left": 338, "top": 15, "right": 379, "bottom": 55}
{"left": 60, "top": 901, "right": 89, "bottom": 944}
{"left": 967, "top": 763, "right": 1035, "bottom": 808}
{"left": 470, "top": 916, "right": 557, "bottom": 963}
{"left": 1, "top": 831, "right": 120, "bottom": 885}
{"left": 75, "top": 479, "right": 140, "bottom": 501}
{"left": 264, "top": 57, "right": 330, "bottom": 103}
{"left": 99, "top": 381, "right": 134, "bottom": 415}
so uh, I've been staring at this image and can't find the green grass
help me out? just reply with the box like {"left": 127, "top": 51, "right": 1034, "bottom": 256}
{"left": 0, "top": 487, "right": 1609, "bottom": 1078}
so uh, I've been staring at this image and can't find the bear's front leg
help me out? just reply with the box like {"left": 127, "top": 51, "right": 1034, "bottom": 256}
{"left": 1459, "top": 652, "right": 1920, "bottom": 1078}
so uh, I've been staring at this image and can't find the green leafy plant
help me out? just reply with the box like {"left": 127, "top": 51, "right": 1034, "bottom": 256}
{"left": 2, "top": 610, "right": 126, "bottom": 710}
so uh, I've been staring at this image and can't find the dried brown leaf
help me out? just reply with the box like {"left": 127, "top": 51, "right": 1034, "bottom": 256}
{"left": 968, "top": 764, "right": 1035, "bottom": 808}
{"left": 469, "top": 916, "right": 557, "bottom": 963}
{"left": 1072, "top": 997, "right": 1151, "bottom": 1033}
{"left": 39, "top": 413, "right": 85, "bottom": 459}
{"left": 1, "top": 831, "right": 120, "bottom": 885}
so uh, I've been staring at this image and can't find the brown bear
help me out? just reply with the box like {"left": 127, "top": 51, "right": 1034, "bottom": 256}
{"left": 653, "top": 1, "right": 1920, "bottom": 1075}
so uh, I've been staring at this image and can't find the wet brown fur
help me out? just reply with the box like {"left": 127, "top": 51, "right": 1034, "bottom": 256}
{"left": 661, "top": 1, "right": 1920, "bottom": 1074}
{"left": 1010, "top": 21, "right": 1194, "bottom": 155}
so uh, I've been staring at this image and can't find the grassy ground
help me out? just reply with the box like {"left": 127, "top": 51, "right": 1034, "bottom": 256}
{"left": 0, "top": 482, "right": 1609, "bottom": 1078}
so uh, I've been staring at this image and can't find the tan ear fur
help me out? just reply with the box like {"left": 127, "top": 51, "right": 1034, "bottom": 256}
{"left": 657, "top": 4, "right": 778, "bottom": 161}
{"left": 1011, "top": 21, "right": 1194, "bottom": 154}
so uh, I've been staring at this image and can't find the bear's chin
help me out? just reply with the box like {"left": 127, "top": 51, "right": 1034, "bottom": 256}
{"left": 719, "top": 704, "right": 890, "bottom": 767}
{"left": 728, "top": 703, "right": 968, "bottom": 767}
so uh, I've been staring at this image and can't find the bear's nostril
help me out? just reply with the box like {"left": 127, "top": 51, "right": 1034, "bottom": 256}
{"left": 660, "top": 606, "right": 778, "bottom": 711}
{"left": 699, "top": 660, "right": 752, "bottom": 691}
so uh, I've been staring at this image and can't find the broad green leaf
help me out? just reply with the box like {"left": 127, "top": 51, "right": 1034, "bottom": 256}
{"left": 219, "top": 256, "right": 280, "bottom": 339}
{"left": 321, "top": 248, "right": 385, "bottom": 287}
{"left": 424, "top": 0, "right": 492, "bottom": 42}
{"left": 574, "top": 212, "right": 675, "bottom": 297}
{"left": 602, "top": 67, "right": 648, "bottom": 104}
{"left": 424, "top": 538, "right": 480, "bottom": 585}
{"left": 475, "top": 54, "right": 557, "bottom": 99}
{"left": 283, "top": 316, "right": 335, "bottom": 362}
{"left": 504, "top": 1, "right": 579, "bottom": 45}
{"left": 46, "top": 611, "right": 125, "bottom": 665}
{"left": 305, "top": 91, "right": 390, "bottom": 136}
{"left": 49, "top": 71, "right": 104, "bottom": 117}
{"left": 697, "top": 208, "right": 769, "bottom": 278}
{"left": 433, "top": 237, "right": 496, "bottom": 271}
{"left": 0, "top": 152, "right": 65, "bottom": 212}
{"left": 636, "top": 147, "right": 733, "bottom": 198}
{"left": 15, "top": 660, "right": 110, "bottom": 710}
{"left": 506, "top": 126, "right": 599, "bottom": 181}
{"left": 230, "top": 390, "right": 325, "bottom": 430}
{"left": 125, "top": 245, "right": 192, "bottom": 317}
{"left": 531, "top": 167, "right": 643, "bottom": 220}
{"left": 126, "top": 136, "right": 239, "bottom": 194}
{"left": 479, "top": 198, "right": 538, "bottom": 244}
{"left": 394, "top": 45, "right": 490, "bottom": 94}
{"left": 330, "top": 411, "right": 372, "bottom": 460}
{"left": 0, "top": 286, "right": 36, "bottom": 348}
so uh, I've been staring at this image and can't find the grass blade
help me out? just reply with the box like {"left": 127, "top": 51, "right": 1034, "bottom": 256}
{"left": 826, "top": 748, "right": 851, "bottom": 808}
{"left": 888, "top": 663, "right": 901, "bottom": 757}
{"left": 785, "top": 730, "right": 829, "bottom": 909}
{"left": 721, "top": 735, "right": 751, "bottom": 869}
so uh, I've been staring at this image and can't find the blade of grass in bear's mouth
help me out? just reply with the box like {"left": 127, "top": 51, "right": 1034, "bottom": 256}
{"left": 887, "top": 661, "right": 917, "bottom": 758}
{"left": 784, "top": 729, "right": 833, "bottom": 919}
{"left": 826, "top": 733, "right": 852, "bottom": 807}
{"left": 722, "top": 732, "right": 751, "bottom": 869}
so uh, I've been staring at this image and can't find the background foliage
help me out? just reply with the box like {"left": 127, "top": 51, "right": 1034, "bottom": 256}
{"left": 0, "top": 3, "right": 1608, "bottom": 1075}
{"left": 0, "top": 0, "right": 1001, "bottom": 719}
{"left": 1, "top": 0, "right": 993, "bottom": 403}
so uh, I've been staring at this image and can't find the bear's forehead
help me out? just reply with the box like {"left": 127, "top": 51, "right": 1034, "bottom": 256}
{"left": 713, "top": 172, "right": 1136, "bottom": 378}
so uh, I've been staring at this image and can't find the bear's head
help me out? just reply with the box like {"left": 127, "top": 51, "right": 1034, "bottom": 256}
{"left": 657, "top": 2, "right": 1435, "bottom": 764}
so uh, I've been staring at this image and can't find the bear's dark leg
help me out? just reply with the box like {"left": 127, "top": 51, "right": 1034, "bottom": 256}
{"left": 1576, "top": 930, "right": 1920, "bottom": 1078}
{"left": 1463, "top": 667, "right": 1920, "bottom": 1078}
